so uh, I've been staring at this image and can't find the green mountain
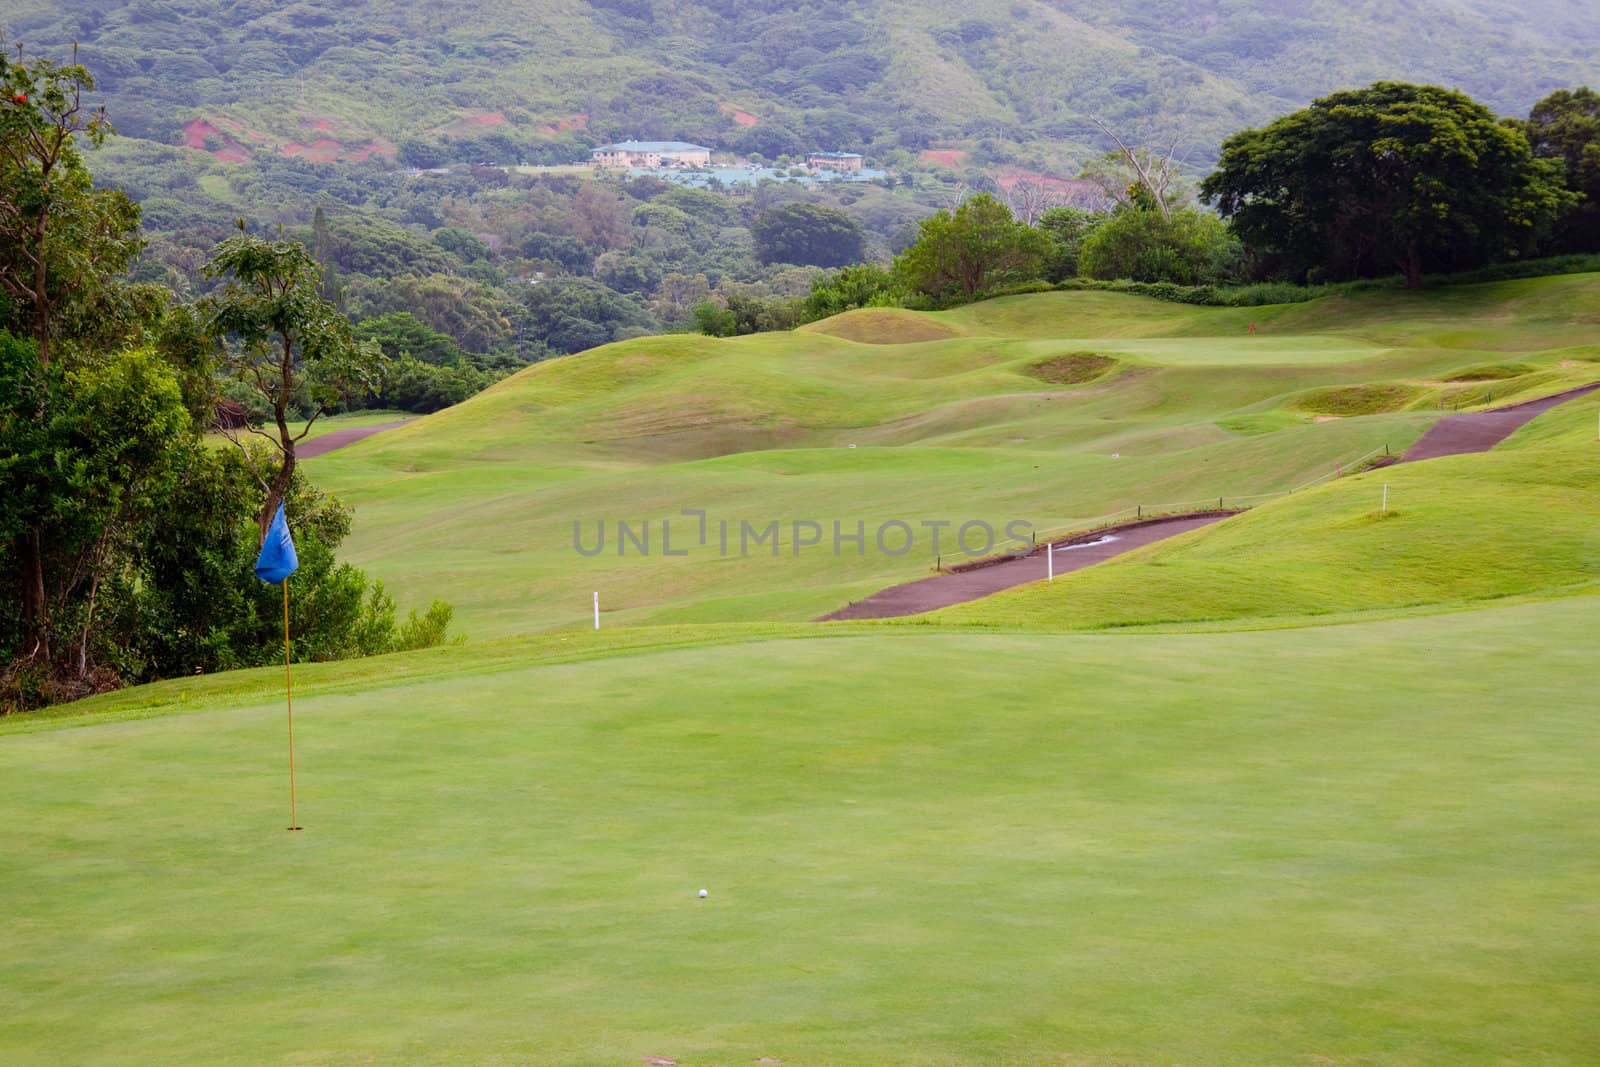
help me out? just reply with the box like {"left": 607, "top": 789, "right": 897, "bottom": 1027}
{"left": 6, "top": 0, "right": 1598, "bottom": 171}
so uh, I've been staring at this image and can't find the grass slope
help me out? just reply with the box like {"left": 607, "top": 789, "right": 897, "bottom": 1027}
{"left": 933, "top": 387, "right": 1600, "bottom": 630}
{"left": 310, "top": 277, "right": 1600, "bottom": 637}
{"left": 3, "top": 596, "right": 1599, "bottom": 1064}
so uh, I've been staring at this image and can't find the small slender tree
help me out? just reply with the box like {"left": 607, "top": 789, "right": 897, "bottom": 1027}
{"left": 203, "top": 229, "right": 384, "bottom": 536}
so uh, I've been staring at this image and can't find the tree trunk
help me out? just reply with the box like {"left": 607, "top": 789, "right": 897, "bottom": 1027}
{"left": 19, "top": 529, "right": 50, "bottom": 661}
{"left": 1405, "top": 239, "right": 1423, "bottom": 289}
{"left": 258, "top": 334, "right": 299, "bottom": 540}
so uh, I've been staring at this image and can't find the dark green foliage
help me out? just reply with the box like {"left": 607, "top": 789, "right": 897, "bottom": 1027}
{"left": 1524, "top": 88, "right": 1600, "bottom": 252}
{"left": 520, "top": 276, "right": 658, "bottom": 354}
{"left": 803, "top": 264, "right": 902, "bottom": 318}
{"left": 893, "top": 194, "right": 1052, "bottom": 301}
{"left": 379, "top": 357, "right": 505, "bottom": 413}
{"left": 1078, "top": 207, "right": 1242, "bottom": 286}
{"left": 1036, "top": 208, "right": 1106, "bottom": 282}
{"left": 354, "top": 311, "right": 466, "bottom": 366}
{"left": 1203, "top": 83, "right": 1573, "bottom": 287}
{"left": 751, "top": 202, "right": 868, "bottom": 268}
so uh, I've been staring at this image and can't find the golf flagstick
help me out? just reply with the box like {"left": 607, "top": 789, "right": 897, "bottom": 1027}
{"left": 284, "top": 578, "right": 300, "bottom": 831}
{"left": 254, "top": 501, "right": 302, "bottom": 831}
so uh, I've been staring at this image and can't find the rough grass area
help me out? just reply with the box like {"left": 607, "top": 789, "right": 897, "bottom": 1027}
{"left": 1293, "top": 382, "right": 1426, "bottom": 415}
{"left": 1447, "top": 362, "right": 1537, "bottom": 381}
{"left": 1024, "top": 350, "right": 1117, "bottom": 384}
{"left": 4, "top": 597, "right": 1599, "bottom": 1065}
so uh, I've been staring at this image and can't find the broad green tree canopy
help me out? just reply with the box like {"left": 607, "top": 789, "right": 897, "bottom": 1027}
{"left": 1202, "top": 82, "right": 1571, "bottom": 287}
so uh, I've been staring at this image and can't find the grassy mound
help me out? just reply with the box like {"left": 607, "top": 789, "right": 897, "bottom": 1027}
{"left": 1292, "top": 383, "right": 1426, "bottom": 416}
{"left": 799, "top": 307, "right": 967, "bottom": 344}
{"left": 1447, "top": 362, "right": 1538, "bottom": 381}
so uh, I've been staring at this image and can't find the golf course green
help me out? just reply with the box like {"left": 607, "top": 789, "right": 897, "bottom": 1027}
{"left": 5, "top": 277, "right": 1598, "bottom": 1065}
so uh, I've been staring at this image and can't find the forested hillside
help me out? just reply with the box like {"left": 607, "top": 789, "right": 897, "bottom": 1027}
{"left": 7, "top": 0, "right": 1597, "bottom": 173}
{"left": 4, "top": 1, "right": 1596, "bottom": 414}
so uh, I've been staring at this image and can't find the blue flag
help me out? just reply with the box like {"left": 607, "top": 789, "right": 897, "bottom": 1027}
{"left": 254, "top": 502, "right": 299, "bottom": 584}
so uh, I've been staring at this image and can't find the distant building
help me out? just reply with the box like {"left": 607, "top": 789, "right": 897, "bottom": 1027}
{"left": 806, "top": 151, "right": 864, "bottom": 172}
{"left": 592, "top": 141, "right": 712, "bottom": 168}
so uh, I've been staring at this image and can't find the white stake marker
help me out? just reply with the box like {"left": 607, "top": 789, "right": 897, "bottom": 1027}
{"left": 1047, "top": 542, "right": 1054, "bottom": 581}
{"left": 593, "top": 591, "right": 600, "bottom": 630}
{"left": 1382, "top": 484, "right": 1389, "bottom": 512}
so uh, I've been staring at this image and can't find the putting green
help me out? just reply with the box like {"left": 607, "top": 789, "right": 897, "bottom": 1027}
{"left": 4, "top": 597, "right": 1598, "bottom": 1064}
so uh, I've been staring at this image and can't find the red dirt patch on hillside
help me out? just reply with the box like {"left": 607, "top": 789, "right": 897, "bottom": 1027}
{"left": 993, "top": 168, "right": 1099, "bottom": 197}
{"left": 538, "top": 113, "right": 589, "bottom": 135}
{"left": 301, "top": 117, "right": 334, "bottom": 131}
{"left": 183, "top": 118, "right": 253, "bottom": 163}
{"left": 283, "top": 138, "right": 345, "bottom": 162}
{"left": 182, "top": 119, "right": 220, "bottom": 149}
{"left": 428, "top": 110, "right": 512, "bottom": 139}
{"left": 282, "top": 137, "right": 395, "bottom": 163}
{"left": 720, "top": 103, "right": 759, "bottom": 127}
{"left": 919, "top": 148, "right": 969, "bottom": 167}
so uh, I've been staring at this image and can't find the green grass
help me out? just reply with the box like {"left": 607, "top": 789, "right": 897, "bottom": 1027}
{"left": 204, "top": 409, "right": 411, "bottom": 451}
{"left": 4, "top": 596, "right": 1600, "bottom": 1064}
{"left": 8, "top": 278, "right": 1600, "bottom": 1065}
{"left": 304, "top": 279, "right": 1600, "bottom": 637}
{"left": 932, "top": 401, "right": 1600, "bottom": 630}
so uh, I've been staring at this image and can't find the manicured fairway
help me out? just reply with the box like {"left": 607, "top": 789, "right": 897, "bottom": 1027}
{"left": 305, "top": 277, "right": 1600, "bottom": 637}
{"left": 4, "top": 596, "right": 1598, "bottom": 1065}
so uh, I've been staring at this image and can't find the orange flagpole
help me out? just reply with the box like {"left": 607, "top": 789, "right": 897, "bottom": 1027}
{"left": 284, "top": 578, "right": 301, "bottom": 831}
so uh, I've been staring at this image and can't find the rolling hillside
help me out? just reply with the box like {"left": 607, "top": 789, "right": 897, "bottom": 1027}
{"left": 306, "top": 276, "right": 1600, "bottom": 636}
{"left": 7, "top": 275, "right": 1600, "bottom": 1065}
{"left": 6, "top": 0, "right": 1597, "bottom": 171}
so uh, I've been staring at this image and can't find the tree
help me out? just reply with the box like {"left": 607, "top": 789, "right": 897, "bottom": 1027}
{"left": 1523, "top": 87, "right": 1600, "bottom": 252}
{"left": 893, "top": 194, "right": 1051, "bottom": 301}
{"left": 1079, "top": 124, "right": 1190, "bottom": 221}
{"left": 203, "top": 231, "right": 385, "bottom": 535}
{"left": 803, "top": 264, "right": 901, "bottom": 318}
{"left": 519, "top": 275, "right": 658, "bottom": 353}
{"left": 1078, "top": 207, "right": 1241, "bottom": 285}
{"left": 0, "top": 46, "right": 148, "bottom": 663}
{"left": 750, "top": 202, "right": 867, "bottom": 267}
{"left": 1203, "top": 82, "right": 1572, "bottom": 287}
{"left": 0, "top": 46, "right": 144, "bottom": 368}
{"left": 1036, "top": 207, "right": 1105, "bottom": 281}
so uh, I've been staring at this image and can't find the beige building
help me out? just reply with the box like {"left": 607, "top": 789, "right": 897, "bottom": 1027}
{"left": 592, "top": 141, "right": 712, "bottom": 168}
{"left": 806, "top": 151, "right": 864, "bottom": 172}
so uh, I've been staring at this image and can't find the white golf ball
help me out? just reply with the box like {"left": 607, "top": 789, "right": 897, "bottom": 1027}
{"left": 698, "top": 888, "right": 708, "bottom": 898}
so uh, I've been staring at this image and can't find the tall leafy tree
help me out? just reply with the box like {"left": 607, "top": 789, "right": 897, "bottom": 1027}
{"left": 1202, "top": 82, "right": 1571, "bottom": 287}
{"left": 1523, "top": 87, "right": 1600, "bottom": 252}
{"left": 893, "top": 194, "right": 1051, "bottom": 301}
{"left": 0, "top": 46, "right": 143, "bottom": 366}
{"left": 203, "top": 231, "right": 385, "bottom": 534}
{"left": 0, "top": 47, "right": 146, "bottom": 663}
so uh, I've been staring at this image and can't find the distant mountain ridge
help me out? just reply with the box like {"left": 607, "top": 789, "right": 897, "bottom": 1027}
{"left": 6, "top": 0, "right": 1598, "bottom": 172}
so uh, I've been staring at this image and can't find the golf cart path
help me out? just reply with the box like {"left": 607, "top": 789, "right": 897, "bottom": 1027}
{"left": 819, "top": 513, "right": 1236, "bottom": 621}
{"left": 298, "top": 420, "right": 414, "bottom": 458}
{"left": 1401, "top": 382, "right": 1600, "bottom": 461}
{"left": 821, "top": 381, "right": 1599, "bottom": 621}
